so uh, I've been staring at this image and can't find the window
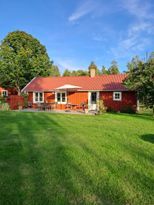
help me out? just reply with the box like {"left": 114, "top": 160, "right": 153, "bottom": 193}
{"left": 57, "top": 93, "right": 61, "bottom": 102}
{"left": 56, "top": 92, "right": 66, "bottom": 103}
{"left": 2, "top": 90, "right": 8, "bottom": 97}
{"left": 33, "top": 92, "right": 44, "bottom": 103}
{"left": 113, "top": 92, "right": 122, "bottom": 101}
{"left": 91, "top": 92, "right": 97, "bottom": 104}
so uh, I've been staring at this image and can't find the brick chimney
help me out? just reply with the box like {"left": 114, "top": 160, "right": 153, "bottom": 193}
{"left": 90, "top": 67, "right": 96, "bottom": 77}
{"left": 89, "top": 62, "right": 97, "bottom": 77}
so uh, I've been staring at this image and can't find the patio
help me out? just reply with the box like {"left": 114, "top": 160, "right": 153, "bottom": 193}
{"left": 20, "top": 108, "right": 96, "bottom": 115}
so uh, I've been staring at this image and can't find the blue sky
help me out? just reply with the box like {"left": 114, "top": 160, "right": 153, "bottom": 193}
{"left": 0, "top": 0, "right": 154, "bottom": 73}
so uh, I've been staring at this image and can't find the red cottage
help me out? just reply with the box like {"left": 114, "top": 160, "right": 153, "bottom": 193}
{"left": 22, "top": 69, "right": 137, "bottom": 112}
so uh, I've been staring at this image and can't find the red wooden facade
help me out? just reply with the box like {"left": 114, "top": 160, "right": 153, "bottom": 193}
{"left": 27, "top": 90, "right": 137, "bottom": 112}
{"left": 7, "top": 95, "right": 24, "bottom": 110}
{"left": 11, "top": 74, "right": 137, "bottom": 112}
{"left": 100, "top": 91, "right": 137, "bottom": 111}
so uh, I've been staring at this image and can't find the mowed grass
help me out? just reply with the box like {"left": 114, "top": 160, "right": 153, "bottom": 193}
{"left": 0, "top": 111, "right": 154, "bottom": 205}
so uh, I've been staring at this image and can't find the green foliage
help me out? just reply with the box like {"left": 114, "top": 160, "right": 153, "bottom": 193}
{"left": 0, "top": 31, "right": 53, "bottom": 95}
{"left": 106, "top": 107, "right": 117, "bottom": 113}
{"left": 63, "top": 69, "right": 72, "bottom": 76}
{"left": 120, "top": 106, "right": 136, "bottom": 114}
{"left": 63, "top": 69, "right": 88, "bottom": 76}
{"left": 0, "top": 96, "right": 10, "bottom": 111}
{"left": 0, "top": 95, "right": 5, "bottom": 104}
{"left": 108, "top": 60, "right": 120, "bottom": 74}
{"left": 101, "top": 66, "right": 109, "bottom": 74}
{"left": 97, "top": 99, "right": 106, "bottom": 113}
{"left": 50, "top": 65, "right": 60, "bottom": 76}
{"left": 124, "top": 53, "right": 154, "bottom": 114}
{"left": 62, "top": 61, "right": 121, "bottom": 77}
{"left": 21, "top": 93, "right": 28, "bottom": 108}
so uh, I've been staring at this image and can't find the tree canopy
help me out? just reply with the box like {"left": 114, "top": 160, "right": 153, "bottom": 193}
{"left": 63, "top": 69, "right": 88, "bottom": 76}
{"left": 124, "top": 53, "right": 154, "bottom": 114}
{"left": 62, "top": 61, "right": 121, "bottom": 76}
{"left": 108, "top": 60, "right": 120, "bottom": 74}
{"left": 50, "top": 65, "right": 60, "bottom": 77}
{"left": 102, "top": 66, "right": 109, "bottom": 74}
{"left": 0, "top": 31, "right": 53, "bottom": 94}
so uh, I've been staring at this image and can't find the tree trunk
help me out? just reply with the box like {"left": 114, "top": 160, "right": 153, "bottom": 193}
{"left": 18, "top": 90, "right": 21, "bottom": 96}
{"left": 153, "top": 105, "right": 154, "bottom": 117}
{"left": 16, "top": 86, "right": 21, "bottom": 96}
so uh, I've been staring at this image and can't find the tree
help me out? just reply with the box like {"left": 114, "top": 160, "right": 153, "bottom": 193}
{"left": 63, "top": 69, "right": 72, "bottom": 76}
{"left": 62, "top": 69, "right": 88, "bottom": 76}
{"left": 74, "top": 70, "right": 88, "bottom": 76}
{"left": 108, "top": 60, "right": 120, "bottom": 74}
{"left": 0, "top": 31, "right": 53, "bottom": 95}
{"left": 50, "top": 65, "right": 60, "bottom": 76}
{"left": 126, "top": 56, "right": 141, "bottom": 72}
{"left": 124, "top": 53, "right": 154, "bottom": 115}
{"left": 102, "top": 66, "right": 109, "bottom": 74}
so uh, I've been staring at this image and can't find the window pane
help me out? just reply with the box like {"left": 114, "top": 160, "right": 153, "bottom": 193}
{"left": 57, "top": 93, "right": 61, "bottom": 102}
{"left": 115, "top": 93, "right": 119, "bottom": 99}
{"left": 39, "top": 93, "right": 43, "bottom": 101}
{"left": 62, "top": 93, "right": 65, "bottom": 102}
{"left": 35, "top": 93, "right": 38, "bottom": 102}
{"left": 91, "top": 92, "right": 97, "bottom": 104}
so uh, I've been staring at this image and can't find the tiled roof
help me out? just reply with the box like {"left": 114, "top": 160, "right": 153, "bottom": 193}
{"left": 22, "top": 74, "right": 129, "bottom": 92}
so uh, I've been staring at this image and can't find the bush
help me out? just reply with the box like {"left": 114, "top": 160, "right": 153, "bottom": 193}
{"left": 106, "top": 107, "right": 117, "bottom": 113}
{"left": 21, "top": 93, "right": 28, "bottom": 108}
{"left": 120, "top": 106, "right": 136, "bottom": 114}
{"left": 97, "top": 99, "right": 106, "bottom": 114}
{"left": 0, "top": 103, "right": 10, "bottom": 111}
{"left": 0, "top": 96, "right": 5, "bottom": 104}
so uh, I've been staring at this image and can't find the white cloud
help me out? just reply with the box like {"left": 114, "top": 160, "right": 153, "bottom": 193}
{"left": 110, "top": 0, "right": 154, "bottom": 59}
{"left": 92, "top": 34, "right": 106, "bottom": 42}
{"left": 121, "top": 0, "right": 154, "bottom": 20}
{"left": 68, "top": 0, "right": 98, "bottom": 22}
{"left": 54, "top": 58, "right": 83, "bottom": 73}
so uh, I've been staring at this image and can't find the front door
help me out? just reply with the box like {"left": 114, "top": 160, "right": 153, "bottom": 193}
{"left": 88, "top": 92, "right": 99, "bottom": 110}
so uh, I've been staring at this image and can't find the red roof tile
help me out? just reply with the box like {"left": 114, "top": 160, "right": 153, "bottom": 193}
{"left": 22, "top": 74, "right": 129, "bottom": 92}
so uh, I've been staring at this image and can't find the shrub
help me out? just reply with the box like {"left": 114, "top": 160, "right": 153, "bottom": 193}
{"left": 97, "top": 99, "right": 106, "bottom": 113}
{"left": 0, "top": 96, "right": 5, "bottom": 104}
{"left": 0, "top": 103, "right": 10, "bottom": 111}
{"left": 21, "top": 93, "right": 28, "bottom": 108}
{"left": 106, "top": 107, "right": 117, "bottom": 113}
{"left": 120, "top": 106, "right": 136, "bottom": 114}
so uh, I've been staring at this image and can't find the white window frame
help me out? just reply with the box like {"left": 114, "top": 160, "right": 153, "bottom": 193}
{"left": 55, "top": 91, "right": 67, "bottom": 104}
{"left": 33, "top": 92, "right": 44, "bottom": 103}
{"left": 1, "top": 90, "right": 8, "bottom": 97}
{"left": 113, "top": 92, "right": 122, "bottom": 101}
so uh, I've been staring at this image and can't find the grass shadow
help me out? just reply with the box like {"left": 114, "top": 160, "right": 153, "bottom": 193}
{"left": 140, "top": 134, "right": 154, "bottom": 144}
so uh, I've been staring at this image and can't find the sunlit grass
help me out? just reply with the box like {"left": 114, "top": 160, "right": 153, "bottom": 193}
{"left": 0, "top": 111, "right": 153, "bottom": 205}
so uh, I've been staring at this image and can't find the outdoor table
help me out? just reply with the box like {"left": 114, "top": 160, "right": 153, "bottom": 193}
{"left": 70, "top": 104, "right": 78, "bottom": 110}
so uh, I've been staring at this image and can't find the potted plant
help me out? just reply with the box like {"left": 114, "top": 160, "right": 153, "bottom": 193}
{"left": 81, "top": 102, "right": 88, "bottom": 114}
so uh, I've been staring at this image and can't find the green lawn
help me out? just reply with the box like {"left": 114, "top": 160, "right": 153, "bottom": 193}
{"left": 0, "top": 111, "right": 154, "bottom": 205}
